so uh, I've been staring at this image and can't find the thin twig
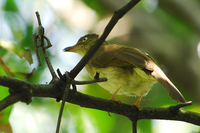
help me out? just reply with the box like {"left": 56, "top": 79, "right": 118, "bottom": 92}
{"left": 43, "top": 36, "right": 52, "bottom": 48}
{"left": 36, "top": 11, "right": 42, "bottom": 26}
{"left": 65, "top": 71, "right": 107, "bottom": 85}
{"left": 36, "top": 12, "right": 44, "bottom": 42}
{"left": 57, "top": 69, "right": 63, "bottom": 79}
{"left": 32, "top": 34, "right": 42, "bottom": 66}
{"left": 71, "top": 77, "right": 107, "bottom": 85}
{"left": 42, "top": 48, "right": 57, "bottom": 79}
{"left": 56, "top": 83, "right": 70, "bottom": 133}
{"left": 34, "top": 11, "right": 58, "bottom": 79}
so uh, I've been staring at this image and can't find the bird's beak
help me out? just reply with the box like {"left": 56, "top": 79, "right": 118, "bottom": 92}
{"left": 63, "top": 45, "right": 77, "bottom": 52}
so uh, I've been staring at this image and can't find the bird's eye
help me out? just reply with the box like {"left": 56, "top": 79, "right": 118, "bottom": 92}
{"left": 82, "top": 37, "right": 88, "bottom": 42}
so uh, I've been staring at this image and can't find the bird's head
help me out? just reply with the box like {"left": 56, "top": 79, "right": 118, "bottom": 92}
{"left": 63, "top": 34, "right": 107, "bottom": 57}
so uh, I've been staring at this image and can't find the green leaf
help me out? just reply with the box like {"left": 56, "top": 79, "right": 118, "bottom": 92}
{"left": 81, "top": 0, "right": 106, "bottom": 16}
{"left": 4, "top": 0, "right": 18, "bottom": 12}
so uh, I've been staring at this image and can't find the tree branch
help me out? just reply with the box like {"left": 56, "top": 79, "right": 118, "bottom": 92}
{"left": 0, "top": 76, "right": 199, "bottom": 125}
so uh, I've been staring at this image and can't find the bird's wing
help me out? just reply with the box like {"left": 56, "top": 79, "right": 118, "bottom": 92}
{"left": 90, "top": 44, "right": 150, "bottom": 69}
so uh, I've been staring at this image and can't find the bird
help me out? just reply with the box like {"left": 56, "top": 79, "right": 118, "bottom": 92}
{"left": 63, "top": 33, "right": 186, "bottom": 109}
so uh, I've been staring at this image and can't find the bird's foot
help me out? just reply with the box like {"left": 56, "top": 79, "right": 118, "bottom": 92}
{"left": 132, "top": 92, "right": 146, "bottom": 110}
{"left": 110, "top": 97, "right": 121, "bottom": 104}
{"left": 108, "top": 86, "right": 122, "bottom": 116}
{"left": 133, "top": 101, "right": 142, "bottom": 110}
{"left": 110, "top": 86, "right": 122, "bottom": 104}
{"left": 108, "top": 97, "right": 121, "bottom": 116}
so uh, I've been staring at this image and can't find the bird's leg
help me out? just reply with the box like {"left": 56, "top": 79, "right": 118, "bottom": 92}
{"left": 133, "top": 91, "right": 146, "bottom": 110}
{"left": 108, "top": 86, "right": 121, "bottom": 116}
{"left": 110, "top": 86, "right": 121, "bottom": 104}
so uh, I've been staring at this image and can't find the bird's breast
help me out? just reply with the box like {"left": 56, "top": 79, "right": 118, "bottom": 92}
{"left": 85, "top": 64, "right": 156, "bottom": 96}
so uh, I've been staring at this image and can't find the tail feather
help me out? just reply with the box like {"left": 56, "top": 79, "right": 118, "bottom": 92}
{"left": 151, "top": 67, "right": 186, "bottom": 103}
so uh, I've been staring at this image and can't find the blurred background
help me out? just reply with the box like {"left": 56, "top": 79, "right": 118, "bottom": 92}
{"left": 0, "top": 0, "right": 200, "bottom": 132}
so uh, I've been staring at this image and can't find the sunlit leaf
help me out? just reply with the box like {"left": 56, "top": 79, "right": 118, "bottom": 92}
{"left": 0, "top": 40, "right": 33, "bottom": 64}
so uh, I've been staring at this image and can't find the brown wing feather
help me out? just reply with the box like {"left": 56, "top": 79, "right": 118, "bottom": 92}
{"left": 90, "top": 44, "right": 150, "bottom": 69}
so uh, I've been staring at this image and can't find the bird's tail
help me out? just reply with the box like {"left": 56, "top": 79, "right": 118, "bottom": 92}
{"left": 151, "top": 66, "right": 186, "bottom": 103}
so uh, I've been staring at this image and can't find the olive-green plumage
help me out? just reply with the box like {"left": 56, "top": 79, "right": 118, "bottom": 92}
{"left": 64, "top": 34, "right": 186, "bottom": 107}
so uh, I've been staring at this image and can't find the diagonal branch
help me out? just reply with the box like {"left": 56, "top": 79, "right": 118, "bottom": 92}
{"left": 69, "top": 0, "right": 141, "bottom": 79}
